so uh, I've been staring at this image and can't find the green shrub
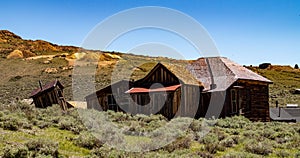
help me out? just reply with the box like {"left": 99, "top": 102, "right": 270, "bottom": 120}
{"left": 25, "top": 138, "right": 59, "bottom": 157}
{"left": 243, "top": 130, "right": 260, "bottom": 139}
{"left": 162, "top": 135, "right": 192, "bottom": 152}
{"left": 90, "top": 146, "right": 132, "bottom": 157}
{"left": 260, "top": 128, "right": 273, "bottom": 139}
{"left": 220, "top": 135, "right": 239, "bottom": 148}
{"left": 199, "top": 133, "right": 223, "bottom": 154}
{"left": 271, "top": 131, "right": 293, "bottom": 141}
{"left": 295, "top": 151, "right": 300, "bottom": 158}
{"left": 193, "top": 152, "right": 214, "bottom": 158}
{"left": 58, "top": 116, "right": 85, "bottom": 134}
{"left": 1, "top": 115, "right": 29, "bottom": 131}
{"left": 21, "top": 122, "right": 33, "bottom": 130}
{"left": 288, "top": 135, "right": 300, "bottom": 148}
{"left": 276, "top": 150, "right": 290, "bottom": 158}
{"left": 108, "top": 111, "right": 131, "bottom": 122}
{"left": 189, "top": 120, "right": 203, "bottom": 132}
{"left": 35, "top": 120, "right": 52, "bottom": 129}
{"left": 3, "top": 144, "right": 29, "bottom": 158}
{"left": 74, "top": 131, "right": 103, "bottom": 149}
{"left": 244, "top": 140, "right": 273, "bottom": 155}
{"left": 216, "top": 116, "right": 250, "bottom": 129}
{"left": 222, "top": 151, "right": 261, "bottom": 158}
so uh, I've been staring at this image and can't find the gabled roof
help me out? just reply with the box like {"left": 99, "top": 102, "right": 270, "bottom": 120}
{"left": 187, "top": 57, "right": 272, "bottom": 92}
{"left": 125, "top": 84, "right": 181, "bottom": 94}
{"left": 137, "top": 62, "right": 203, "bottom": 86}
{"left": 30, "top": 80, "right": 64, "bottom": 97}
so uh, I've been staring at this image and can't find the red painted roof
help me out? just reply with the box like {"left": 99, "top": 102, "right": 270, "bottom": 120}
{"left": 30, "top": 80, "right": 64, "bottom": 97}
{"left": 125, "top": 84, "right": 181, "bottom": 94}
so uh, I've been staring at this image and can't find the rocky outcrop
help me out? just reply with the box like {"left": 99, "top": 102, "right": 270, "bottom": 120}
{"left": 44, "top": 68, "right": 58, "bottom": 73}
{"left": 7, "top": 49, "right": 23, "bottom": 59}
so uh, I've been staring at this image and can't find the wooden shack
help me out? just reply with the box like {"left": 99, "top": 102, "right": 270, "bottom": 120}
{"left": 85, "top": 63, "right": 203, "bottom": 119}
{"left": 85, "top": 80, "right": 134, "bottom": 111}
{"left": 30, "top": 80, "right": 67, "bottom": 110}
{"left": 187, "top": 57, "right": 273, "bottom": 121}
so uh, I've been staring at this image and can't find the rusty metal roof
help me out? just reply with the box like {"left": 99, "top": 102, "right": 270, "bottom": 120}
{"left": 125, "top": 84, "right": 181, "bottom": 94}
{"left": 187, "top": 57, "right": 272, "bottom": 92}
{"left": 30, "top": 80, "right": 64, "bottom": 97}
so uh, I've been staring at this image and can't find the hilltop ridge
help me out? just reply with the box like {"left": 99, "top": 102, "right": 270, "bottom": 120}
{"left": 0, "top": 30, "right": 79, "bottom": 58}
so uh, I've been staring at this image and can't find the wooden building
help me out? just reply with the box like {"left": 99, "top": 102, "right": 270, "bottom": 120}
{"left": 86, "top": 57, "right": 272, "bottom": 121}
{"left": 85, "top": 63, "right": 203, "bottom": 119}
{"left": 30, "top": 80, "right": 67, "bottom": 110}
{"left": 187, "top": 57, "right": 273, "bottom": 121}
{"left": 85, "top": 80, "right": 134, "bottom": 112}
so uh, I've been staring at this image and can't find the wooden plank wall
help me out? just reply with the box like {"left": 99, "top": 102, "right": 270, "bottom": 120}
{"left": 177, "top": 85, "right": 201, "bottom": 117}
{"left": 199, "top": 80, "right": 270, "bottom": 121}
{"left": 33, "top": 88, "right": 60, "bottom": 108}
{"left": 136, "top": 65, "right": 180, "bottom": 87}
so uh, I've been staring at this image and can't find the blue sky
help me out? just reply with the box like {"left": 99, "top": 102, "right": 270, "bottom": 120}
{"left": 1, "top": 0, "right": 300, "bottom": 65}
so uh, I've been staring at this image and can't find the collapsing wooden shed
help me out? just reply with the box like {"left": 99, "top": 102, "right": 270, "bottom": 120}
{"left": 30, "top": 80, "right": 67, "bottom": 110}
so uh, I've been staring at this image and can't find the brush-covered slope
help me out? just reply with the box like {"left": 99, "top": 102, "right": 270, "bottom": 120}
{"left": 0, "top": 30, "right": 78, "bottom": 58}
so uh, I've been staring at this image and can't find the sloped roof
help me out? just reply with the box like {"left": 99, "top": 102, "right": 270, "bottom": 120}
{"left": 157, "top": 62, "right": 203, "bottom": 86}
{"left": 125, "top": 84, "right": 181, "bottom": 94}
{"left": 187, "top": 57, "right": 272, "bottom": 92}
{"left": 85, "top": 79, "right": 133, "bottom": 99}
{"left": 30, "top": 80, "right": 64, "bottom": 97}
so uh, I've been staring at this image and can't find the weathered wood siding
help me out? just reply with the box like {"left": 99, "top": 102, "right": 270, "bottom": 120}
{"left": 236, "top": 80, "right": 270, "bottom": 121}
{"left": 86, "top": 80, "right": 132, "bottom": 112}
{"left": 177, "top": 85, "right": 201, "bottom": 117}
{"left": 129, "top": 92, "right": 176, "bottom": 118}
{"left": 135, "top": 65, "right": 180, "bottom": 87}
{"left": 199, "top": 80, "right": 270, "bottom": 121}
{"left": 32, "top": 87, "right": 65, "bottom": 109}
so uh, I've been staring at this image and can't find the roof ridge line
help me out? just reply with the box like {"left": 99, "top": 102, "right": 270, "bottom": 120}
{"left": 219, "top": 57, "right": 236, "bottom": 77}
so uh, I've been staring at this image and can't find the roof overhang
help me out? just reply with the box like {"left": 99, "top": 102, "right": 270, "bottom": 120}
{"left": 125, "top": 84, "right": 181, "bottom": 94}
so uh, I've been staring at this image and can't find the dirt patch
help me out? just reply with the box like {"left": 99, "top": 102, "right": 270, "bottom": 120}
{"left": 25, "top": 55, "right": 55, "bottom": 60}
